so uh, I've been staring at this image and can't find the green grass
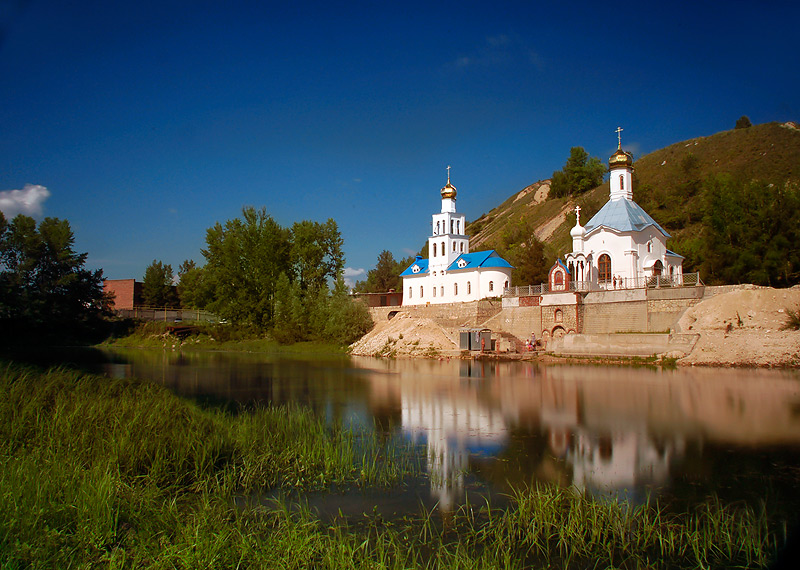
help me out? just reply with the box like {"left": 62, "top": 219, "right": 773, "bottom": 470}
{"left": 102, "top": 321, "right": 348, "bottom": 355}
{"left": 0, "top": 361, "right": 785, "bottom": 568}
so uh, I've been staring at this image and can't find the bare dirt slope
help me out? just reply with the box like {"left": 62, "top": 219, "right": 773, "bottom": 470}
{"left": 350, "top": 312, "right": 459, "bottom": 357}
{"left": 677, "top": 286, "right": 800, "bottom": 367}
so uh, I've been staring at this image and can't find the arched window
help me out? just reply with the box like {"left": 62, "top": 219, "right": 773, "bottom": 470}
{"left": 441, "top": 242, "right": 445, "bottom": 256}
{"left": 619, "top": 174, "right": 624, "bottom": 191}
{"left": 452, "top": 242, "right": 456, "bottom": 252}
{"left": 460, "top": 242, "right": 464, "bottom": 252}
{"left": 489, "top": 281, "right": 494, "bottom": 292}
{"left": 433, "top": 287, "right": 437, "bottom": 297}
{"left": 647, "top": 241, "right": 652, "bottom": 253}
{"left": 450, "top": 220, "right": 454, "bottom": 233}
{"left": 433, "top": 243, "right": 437, "bottom": 257}
{"left": 408, "top": 287, "right": 412, "bottom": 299}
{"left": 598, "top": 254, "right": 612, "bottom": 283}
{"left": 440, "top": 286, "right": 444, "bottom": 297}
{"left": 555, "top": 308, "right": 563, "bottom": 323}
{"left": 504, "top": 280, "right": 508, "bottom": 290}
{"left": 420, "top": 286, "right": 423, "bottom": 298}
{"left": 467, "top": 282, "right": 471, "bottom": 294}
{"left": 454, "top": 283, "right": 458, "bottom": 295}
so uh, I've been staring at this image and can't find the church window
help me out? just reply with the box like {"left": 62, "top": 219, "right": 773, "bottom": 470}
{"left": 433, "top": 287, "right": 436, "bottom": 297}
{"left": 420, "top": 286, "right": 423, "bottom": 298}
{"left": 489, "top": 281, "right": 494, "bottom": 292}
{"left": 433, "top": 243, "right": 437, "bottom": 257}
{"left": 599, "top": 254, "right": 612, "bottom": 282}
{"left": 450, "top": 220, "right": 454, "bottom": 233}
{"left": 440, "top": 286, "right": 444, "bottom": 296}
{"left": 504, "top": 280, "right": 508, "bottom": 290}
{"left": 619, "top": 174, "right": 624, "bottom": 191}
{"left": 452, "top": 242, "right": 456, "bottom": 252}
{"left": 441, "top": 242, "right": 445, "bottom": 256}
{"left": 568, "top": 261, "right": 574, "bottom": 276}
{"left": 454, "top": 283, "right": 458, "bottom": 295}
{"left": 647, "top": 241, "right": 652, "bottom": 253}
{"left": 409, "top": 287, "right": 412, "bottom": 299}
{"left": 460, "top": 242, "right": 464, "bottom": 252}
{"left": 467, "top": 282, "right": 471, "bottom": 294}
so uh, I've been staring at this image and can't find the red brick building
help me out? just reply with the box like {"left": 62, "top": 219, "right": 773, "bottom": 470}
{"left": 103, "top": 279, "right": 143, "bottom": 310}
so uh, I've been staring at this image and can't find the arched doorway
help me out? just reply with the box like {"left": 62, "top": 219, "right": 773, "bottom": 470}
{"left": 552, "top": 326, "right": 566, "bottom": 339}
{"left": 653, "top": 260, "right": 663, "bottom": 276}
{"left": 598, "top": 254, "right": 611, "bottom": 283}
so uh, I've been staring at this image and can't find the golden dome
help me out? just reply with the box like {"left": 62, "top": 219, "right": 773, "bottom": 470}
{"left": 440, "top": 181, "right": 457, "bottom": 199}
{"left": 609, "top": 148, "right": 633, "bottom": 169}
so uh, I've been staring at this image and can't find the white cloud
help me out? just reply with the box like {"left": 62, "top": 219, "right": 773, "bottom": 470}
{"left": 0, "top": 184, "right": 51, "bottom": 218}
{"left": 343, "top": 267, "right": 365, "bottom": 287}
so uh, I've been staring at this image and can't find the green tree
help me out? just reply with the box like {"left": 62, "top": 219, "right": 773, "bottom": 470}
{"left": 177, "top": 260, "right": 214, "bottom": 309}
{"left": 202, "top": 206, "right": 291, "bottom": 328}
{"left": 699, "top": 175, "right": 800, "bottom": 286}
{"left": 290, "top": 219, "right": 344, "bottom": 290}
{"left": 0, "top": 212, "right": 109, "bottom": 341}
{"left": 353, "top": 250, "right": 414, "bottom": 293}
{"left": 142, "top": 260, "right": 176, "bottom": 307}
{"left": 735, "top": 115, "right": 752, "bottom": 129}
{"left": 550, "top": 147, "right": 606, "bottom": 198}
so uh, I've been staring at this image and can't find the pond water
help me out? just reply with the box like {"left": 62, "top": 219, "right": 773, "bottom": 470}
{"left": 57, "top": 348, "right": 800, "bottom": 521}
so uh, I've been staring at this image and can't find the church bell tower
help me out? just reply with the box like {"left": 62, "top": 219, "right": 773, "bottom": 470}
{"left": 609, "top": 126, "right": 634, "bottom": 201}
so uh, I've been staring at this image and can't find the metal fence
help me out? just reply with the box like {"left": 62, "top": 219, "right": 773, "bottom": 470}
{"left": 503, "top": 272, "right": 702, "bottom": 297}
{"left": 113, "top": 307, "right": 220, "bottom": 323}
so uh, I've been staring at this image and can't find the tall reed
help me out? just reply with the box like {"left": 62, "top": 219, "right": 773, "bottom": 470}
{"left": 0, "top": 361, "right": 784, "bottom": 569}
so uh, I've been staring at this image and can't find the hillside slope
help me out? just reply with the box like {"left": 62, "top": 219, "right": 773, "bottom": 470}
{"left": 467, "top": 122, "right": 800, "bottom": 286}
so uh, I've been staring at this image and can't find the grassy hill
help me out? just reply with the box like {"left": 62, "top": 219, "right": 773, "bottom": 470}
{"left": 467, "top": 122, "right": 800, "bottom": 286}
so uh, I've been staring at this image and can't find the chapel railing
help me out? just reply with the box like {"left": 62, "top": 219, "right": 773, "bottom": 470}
{"left": 502, "top": 272, "right": 702, "bottom": 297}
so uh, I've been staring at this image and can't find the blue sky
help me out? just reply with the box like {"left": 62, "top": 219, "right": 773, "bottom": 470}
{"left": 1, "top": 0, "right": 798, "bottom": 285}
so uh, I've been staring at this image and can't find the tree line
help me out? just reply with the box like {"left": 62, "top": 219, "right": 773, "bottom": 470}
{"left": 150, "top": 207, "right": 372, "bottom": 344}
{"left": 0, "top": 212, "right": 109, "bottom": 343}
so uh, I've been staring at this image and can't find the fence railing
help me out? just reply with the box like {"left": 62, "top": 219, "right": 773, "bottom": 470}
{"left": 502, "top": 272, "right": 702, "bottom": 297}
{"left": 113, "top": 307, "right": 220, "bottom": 323}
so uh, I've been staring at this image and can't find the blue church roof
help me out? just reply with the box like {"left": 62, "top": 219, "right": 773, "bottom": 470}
{"left": 399, "top": 256, "right": 429, "bottom": 276}
{"left": 447, "top": 250, "right": 513, "bottom": 271}
{"left": 584, "top": 199, "right": 670, "bottom": 238}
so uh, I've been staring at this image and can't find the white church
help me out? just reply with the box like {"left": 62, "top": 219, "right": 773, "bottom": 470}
{"left": 549, "top": 128, "right": 684, "bottom": 292}
{"left": 400, "top": 169, "right": 513, "bottom": 306}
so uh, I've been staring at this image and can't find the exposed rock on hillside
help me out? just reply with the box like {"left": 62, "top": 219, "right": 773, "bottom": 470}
{"left": 677, "top": 286, "right": 800, "bottom": 367}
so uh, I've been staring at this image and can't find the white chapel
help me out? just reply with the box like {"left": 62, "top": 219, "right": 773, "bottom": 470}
{"left": 555, "top": 128, "right": 684, "bottom": 291}
{"left": 401, "top": 169, "right": 513, "bottom": 306}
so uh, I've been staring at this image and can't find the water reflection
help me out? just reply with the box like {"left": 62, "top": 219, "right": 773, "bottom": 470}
{"left": 96, "top": 348, "right": 800, "bottom": 511}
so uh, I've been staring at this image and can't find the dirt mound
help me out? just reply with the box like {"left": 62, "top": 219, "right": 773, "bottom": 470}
{"left": 349, "top": 312, "right": 459, "bottom": 357}
{"left": 677, "top": 286, "right": 800, "bottom": 367}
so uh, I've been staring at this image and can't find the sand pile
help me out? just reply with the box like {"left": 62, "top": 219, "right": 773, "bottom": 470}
{"left": 677, "top": 286, "right": 800, "bottom": 367}
{"left": 349, "top": 312, "right": 459, "bottom": 357}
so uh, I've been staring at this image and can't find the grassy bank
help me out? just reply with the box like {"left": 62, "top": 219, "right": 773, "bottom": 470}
{"left": 101, "top": 320, "right": 349, "bottom": 354}
{"left": 0, "top": 362, "right": 784, "bottom": 568}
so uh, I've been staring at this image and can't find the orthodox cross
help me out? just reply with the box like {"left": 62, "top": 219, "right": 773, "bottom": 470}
{"left": 615, "top": 126, "right": 623, "bottom": 149}
{"left": 446, "top": 165, "right": 451, "bottom": 184}
{"left": 575, "top": 205, "right": 581, "bottom": 225}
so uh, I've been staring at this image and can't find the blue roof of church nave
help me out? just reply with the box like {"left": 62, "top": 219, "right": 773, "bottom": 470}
{"left": 399, "top": 250, "right": 513, "bottom": 276}
{"left": 584, "top": 198, "right": 670, "bottom": 237}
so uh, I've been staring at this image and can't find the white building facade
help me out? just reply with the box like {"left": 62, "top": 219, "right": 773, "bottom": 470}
{"left": 563, "top": 132, "right": 684, "bottom": 289}
{"left": 401, "top": 173, "right": 513, "bottom": 306}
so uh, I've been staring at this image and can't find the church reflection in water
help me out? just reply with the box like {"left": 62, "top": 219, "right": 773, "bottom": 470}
{"left": 97, "top": 347, "right": 800, "bottom": 512}
{"left": 360, "top": 357, "right": 800, "bottom": 509}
